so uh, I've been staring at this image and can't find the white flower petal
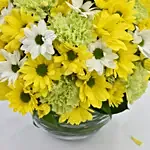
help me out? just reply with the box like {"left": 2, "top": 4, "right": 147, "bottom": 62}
{"left": 21, "top": 38, "right": 33, "bottom": 45}
{"left": 0, "top": 62, "right": 11, "bottom": 72}
{"left": 11, "top": 51, "right": 21, "bottom": 65}
{"left": 46, "top": 46, "right": 55, "bottom": 55}
{"left": 81, "top": 1, "right": 93, "bottom": 11}
{"left": 133, "top": 34, "right": 142, "bottom": 44}
{"left": 86, "top": 58, "right": 104, "bottom": 74}
{"left": 30, "top": 45, "right": 41, "bottom": 59}
{"left": 24, "top": 28, "right": 35, "bottom": 38}
{"left": 135, "top": 29, "right": 150, "bottom": 58}
{"left": 31, "top": 25, "right": 39, "bottom": 36}
{"left": 104, "top": 53, "right": 118, "bottom": 60}
{"left": 0, "top": 49, "right": 11, "bottom": 60}
{"left": 45, "top": 30, "right": 57, "bottom": 40}
{"left": 72, "top": 0, "right": 83, "bottom": 8}
{"left": 101, "top": 59, "right": 116, "bottom": 69}
{"left": 139, "top": 30, "right": 150, "bottom": 40}
{"left": 18, "top": 57, "right": 26, "bottom": 67}
{"left": 97, "top": 64, "right": 104, "bottom": 75}
{"left": 38, "top": 20, "right": 47, "bottom": 35}
{"left": 42, "top": 52, "right": 52, "bottom": 60}
{"left": 139, "top": 46, "right": 150, "bottom": 58}
{"left": 40, "top": 45, "right": 47, "bottom": 55}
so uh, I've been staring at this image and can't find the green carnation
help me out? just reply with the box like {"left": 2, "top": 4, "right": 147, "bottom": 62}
{"left": 126, "top": 63, "right": 149, "bottom": 104}
{"left": 134, "top": 0, "right": 149, "bottom": 21}
{"left": 40, "top": 76, "right": 79, "bottom": 115}
{"left": 13, "top": 0, "right": 56, "bottom": 18}
{"left": 49, "top": 11, "right": 96, "bottom": 46}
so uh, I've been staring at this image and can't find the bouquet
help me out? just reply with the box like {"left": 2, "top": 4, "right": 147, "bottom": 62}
{"left": 0, "top": 0, "right": 150, "bottom": 126}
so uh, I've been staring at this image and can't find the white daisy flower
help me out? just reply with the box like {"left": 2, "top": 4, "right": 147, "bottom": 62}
{"left": 133, "top": 26, "right": 150, "bottom": 58}
{"left": 0, "top": 2, "right": 13, "bottom": 24}
{"left": 0, "top": 50, "right": 26, "bottom": 85}
{"left": 20, "top": 20, "right": 57, "bottom": 60}
{"left": 86, "top": 40, "right": 118, "bottom": 75}
{"left": 66, "top": 0, "right": 99, "bottom": 18}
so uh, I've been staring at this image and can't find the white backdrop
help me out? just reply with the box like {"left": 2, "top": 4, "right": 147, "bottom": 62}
{"left": 0, "top": 84, "right": 150, "bottom": 150}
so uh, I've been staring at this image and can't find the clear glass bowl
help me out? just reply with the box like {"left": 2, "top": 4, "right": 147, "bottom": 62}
{"left": 33, "top": 111, "right": 111, "bottom": 140}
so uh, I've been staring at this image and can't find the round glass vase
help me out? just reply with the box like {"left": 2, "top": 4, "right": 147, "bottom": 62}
{"left": 33, "top": 111, "right": 111, "bottom": 140}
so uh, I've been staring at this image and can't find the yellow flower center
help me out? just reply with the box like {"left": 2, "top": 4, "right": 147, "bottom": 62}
{"left": 87, "top": 77, "right": 95, "bottom": 88}
{"left": 67, "top": 50, "right": 77, "bottom": 61}
{"left": 93, "top": 48, "right": 104, "bottom": 59}
{"left": 20, "top": 92, "right": 31, "bottom": 103}
{"left": 35, "top": 35, "right": 44, "bottom": 45}
{"left": 36, "top": 64, "right": 48, "bottom": 77}
{"left": 11, "top": 64, "right": 20, "bottom": 73}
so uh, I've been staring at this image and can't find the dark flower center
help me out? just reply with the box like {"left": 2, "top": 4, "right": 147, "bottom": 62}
{"left": 87, "top": 77, "right": 95, "bottom": 88}
{"left": 36, "top": 64, "right": 48, "bottom": 77}
{"left": 93, "top": 48, "right": 104, "bottom": 59}
{"left": 35, "top": 34, "right": 44, "bottom": 45}
{"left": 11, "top": 64, "right": 20, "bottom": 73}
{"left": 67, "top": 50, "right": 77, "bottom": 61}
{"left": 20, "top": 92, "right": 31, "bottom": 103}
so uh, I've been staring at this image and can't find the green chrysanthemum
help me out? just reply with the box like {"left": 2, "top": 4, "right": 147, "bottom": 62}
{"left": 134, "top": 0, "right": 149, "bottom": 22}
{"left": 13, "top": 0, "right": 56, "bottom": 18}
{"left": 49, "top": 11, "right": 96, "bottom": 46}
{"left": 126, "top": 63, "right": 149, "bottom": 104}
{"left": 40, "top": 76, "right": 80, "bottom": 115}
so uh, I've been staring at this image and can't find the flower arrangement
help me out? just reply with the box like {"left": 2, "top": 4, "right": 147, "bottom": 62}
{"left": 0, "top": 0, "right": 150, "bottom": 126}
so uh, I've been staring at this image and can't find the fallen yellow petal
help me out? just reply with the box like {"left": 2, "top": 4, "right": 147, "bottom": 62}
{"left": 131, "top": 136, "right": 143, "bottom": 146}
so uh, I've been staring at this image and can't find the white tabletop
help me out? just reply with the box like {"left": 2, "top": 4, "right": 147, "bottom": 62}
{"left": 0, "top": 84, "right": 150, "bottom": 150}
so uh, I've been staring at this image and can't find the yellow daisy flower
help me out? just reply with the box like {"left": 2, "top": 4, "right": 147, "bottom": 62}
{"left": 20, "top": 55, "right": 62, "bottom": 97}
{"left": 138, "top": 18, "right": 150, "bottom": 30}
{"left": 59, "top": 102, "right": 93, "bottom": 125}
{"left": 0, "top": 8, "right": 39, "bottom": 52}
{"left": 108, "top": 80, "right": 126, "bottom": 108}
{"left": 106, "top": 42, "right": 140, "bottom": 80}
{"left": 76, "top": 72, "right": 112, "bottom": 109}
{"left": 0, "top": 81, "right": 11, "bottom": 100}
{"left": 93, "top": 10, "right": 133, "bottom": 51}
{"left": 7, "top": 80, "right": 38, "bottom": 115}
{"left": 140, "top": 0, "right": 150, "bottom": 16}
{"left": 107, "top": 0, "right": 136, "bottom": 30}
{"left": 0, "top": 0, "right": 8, "bottom": 11}
{"left": 54, "top": 42, "right": 92, "bottom": 76}
{"left": 94, "top": 0, "right": 112, "bottom": 9}
{"left": 36, "top": 103, "right": 51, "bottom": 118}
{"left": 50, "top": 0, "right": 71, "bottom": 17}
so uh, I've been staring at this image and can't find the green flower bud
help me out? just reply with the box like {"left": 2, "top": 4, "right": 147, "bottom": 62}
{"left": 40, "top": 76, "right": 80, "bottom": 115}
{"left": 126, "top": 63, "right": 149, "bottom": 104}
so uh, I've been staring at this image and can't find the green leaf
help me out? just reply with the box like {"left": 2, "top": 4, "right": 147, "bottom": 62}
{"left": 91, "top": 94, "right": 129, "bottom": 115}
{"left": 41, "top": 112, "right": 59, "bottom": 126}
{"left": 91, "top": 101, "right": 112, "bottom": 117}
{"left": 111, "top": 95, "right": 129, "bottom": 114}
{"left": 101, "top": 101, "right": 112, "bottom": 115}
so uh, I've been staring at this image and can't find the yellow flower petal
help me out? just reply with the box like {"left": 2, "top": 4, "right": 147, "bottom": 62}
{"left": 131, "top": 136, "right": 143, "bottom": 146}
{"left": 37, "top": 104, "right": 51, "bottom": 119}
